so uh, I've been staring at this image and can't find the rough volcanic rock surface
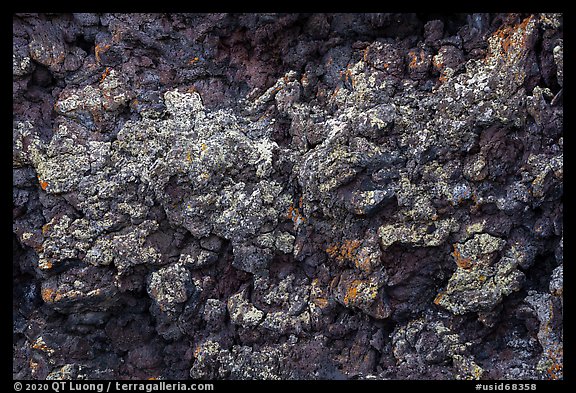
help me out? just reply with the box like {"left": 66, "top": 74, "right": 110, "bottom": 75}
{"left": 13, "top": 13, "right": 563, "bottom": 380}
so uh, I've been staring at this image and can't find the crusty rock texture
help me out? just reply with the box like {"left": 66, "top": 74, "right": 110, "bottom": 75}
{"left": 13, "top": 13, "right": 562, "bottom": 380}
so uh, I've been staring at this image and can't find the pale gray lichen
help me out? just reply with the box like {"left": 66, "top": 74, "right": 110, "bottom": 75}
{"left": 379, "top": 218, "right": 459, "bottom": 249}
{"left": 147, "top": 263, "right": 194, "bottom": 313}
{"left": 525, "top": 290, "right": 563, "bottom": 380}
{"left": 434, "top": 255, "right": 524, "bottom": 316}
{"left": 454, "top": 233, "right": 506, "bottom": 265}
{"left": 391, "top": 317, "right": 483, "bottom": 379}
{"left": 227, "top": 288, "right": 265, "bottom": 329}
{"left": 553, "top": 40, "right": 563, "bottom": 87}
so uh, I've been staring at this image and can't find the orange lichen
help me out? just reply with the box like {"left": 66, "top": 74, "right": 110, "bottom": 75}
{"left": 409, "top": 50, "right": 418, "bottom": 69}
{"left": 408, "top": 49, "right": 428, "bottom": 71}
{"left": 325, "top": 243, "right": 339, "bottom": 258}
{"left": 326, "top": 240, "right": 362, "bottom": 264}
{"left": 313, "top": 297, "right": 329, "bottom": 308}
{"left": 341, "top": 240, "right": 361, "bottom": 260}
{"left": 352, "top": 245, "right": 375, "bottom": 273}
{"left": 453, "top": 245, "right": 473, "bottom": 269}
{"left": 32, "top": 337, "right": 54, "bottom": 355}
{"left": 343, "top": 279, "right": 362, "bottom": 306}
{"left": 310, "top": 278, "right": 330, "bottom": 309}
{"left": 329, "top": 86, "right": 341, "bottom": 99}
{"left": 38, "top": 259, "right": 53, "bottom": 270}
{"left": 494, "top": 24, "right": 515, "bottom": 54}
{"left": 188, "top": 57, "right": 200, "bottom": 65}
{"left": 95, "top": 43, "right": 111, "bottom": 63}
{"left": 341, "top": 68, "right": 356, "bottom": 88}
{"left": 286, "top": 201, "right": 306, "bottom": 226}
{"left": 29, "top": 359, "right": 39, "bottom": 375}
{"left": 433, "top": 53, "right": 448, "bottom": 83}
{"left": 547, "top": 360, "right": 562, "bottom": 380}
{"left": 433, "top": 56, "right": 443, "bottom": 70}
{"left": 547, "top": 363, "right": 562, "bottom": 380}
{"left": 286, "top": 205, "right": 294, "bottom": 219}
{"left": 271, "top": 85, "right": 284, "bottom": 95}
{"left": 545, "top": 348, "right": 563, "bottom": 380}
{"left": 433, "top": 292, "right": 444, "bottom": 305}
{"left": 326, "top": 240, "right": 375, "bottom": 274}
{"left": 41, "top": 223, "right": 51, "bottom": 235}
{"left": 37, "top": 176, "right": 48, "bottom": 191}
{"left": 100, "top": 67, "right": 111, "bottom": 82}
{"left": 492, "top": 16, "right": 533, "bottom": 59}
{"left": 41, "top": 287, "right": 56, "bottom": 303}
{"left": 32, "top": 341, "right": 45, "bottom": 351}
{"left": 354, "top": 256, "right": 372, "bottom": 272}
{"left": 86, "top": 288, "right": 103, "bottom": 298}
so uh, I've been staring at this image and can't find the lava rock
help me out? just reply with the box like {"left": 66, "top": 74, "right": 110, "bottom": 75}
{"left": 13, "top": 12, "right": 563, "bottom": 381}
